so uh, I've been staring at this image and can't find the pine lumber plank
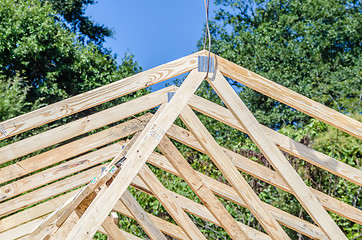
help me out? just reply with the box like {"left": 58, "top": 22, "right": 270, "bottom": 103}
{"left": 30, "top": 132, "right": 141, "bottom": 238}
{"left": 113, "top": 201, "right": 191, "bottom": 240}
{"left": 208, "top": 70, "right": 347, "bottom": 239}
{"left": 50, "top": 189, "right": 105, "bottom": 240}
{"left": 101, "top": 216, "right": 127, "bottom": 240}
{"left": 106, "top": 212, "right": 119, "bottom": 240}
{"left": 131, "top": 176, "right": 272, "bottom": 240}
{"left": 46, "top": 189, "right": 127, "bottom": 240}
{"left": 1, "top": 216, "right": 140, "bottom": 240}
{"left": 188, "top": 94, "right": 362, "bottom": 187}
{"left": 51, "top": 211, "right": 80, "bottom": 240}
{"left": 158, "top": 136, "right": 250, "bottom": 239}
{"left": 0, "top": 49, "right": 201, "bottom": 140}
{"left": 208, "top": 52, "right": 362, "bottom": 139}
{"left": 63, "top": 69, "right": 206, "bottom": 240}
{"left": 0, "top": 143, "right": 122, "bottom": 202}
{"left": 46, "top": 131, "right": 142, "bottom": 234}
{"left": 0, "top": 215, "right": 47, "bottom": 240}
{"left": 0, "top": 190, "right": 78, "bottom": 233}
{"left": 0, "top": 165, "right": 104, "bottom": 217}
{"left": 166, "top": 124, "right": 362, "bottom": 225}
{"left": 98, "top": 225, "right": 142, "bottom": 240}
{"left": 0, "top": 114, "right": 150, "bottom": 185}
{"left": 120, "top": 190, "right": 167, "bottom": 240}
{"left": 138, "top": 165, "right": 207, "bottom": 240}
{"left": 145, "top": 153, "right": 327, "bottom": 239}
{"left": 180, "top": 105, "right": 290, "bottom": 240}
{"left": 0, "top": 87, "right": 169, "bottom": 165}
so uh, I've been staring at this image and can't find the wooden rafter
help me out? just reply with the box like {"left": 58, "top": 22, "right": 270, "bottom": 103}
{"left": 61, "top": 69, "right": 206, "bottom": 240}
{"left": 0, "top": 50, "right": 201, "bottom": 140}
{"left": 131, "top": 174, "right": 272, "bottom": 240}
{"left": 207, "top": 70, "right": 347, "bottom": 240}
{"left": 158, "top": 136, "right": 250, "bottom": 239}
{"left": 138, "top": 165, "right": 207, "bottom": 239}
{"left": 0, "top": 86, "right": 172, "bottom": 165}
{"left": 1, "top": 51, "right": 359, "bottom": 239}
{"left": 180, "top": 105, "right": 290, "bottom": 240}
{"left": 145, "top": 151, "right": 329, "bottom": 239}
{"left": 166, "top": 123, "right": 362, "bottom": 225}
{"left": 213, "top": 51, "right": 362, "bottom": 139}
{"left": 120, "top": 190, "right": 167, "bottom": 240}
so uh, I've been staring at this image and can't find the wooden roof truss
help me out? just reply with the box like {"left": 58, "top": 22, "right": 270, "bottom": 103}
{"left": 0, "top": 50, "right": 361, "bottom": 240}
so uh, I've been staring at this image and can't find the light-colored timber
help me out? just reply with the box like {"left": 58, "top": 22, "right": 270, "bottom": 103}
{"left": 0, "top": 49, "right": 200, "bottom": 140}
{"left": 213, "top": 51, "right": 362, "bottom": 139}
{"left": 166, "top": 124, "right": 362, "bottom": 225}
{"left": 180, "top": 105, "right": 290, "bottom": 240}
{"left": 1, "top": 51, "right": 358, "bottom": 240}
{"left": 120, "top": 190, "right": 167, "bottom": 240}
{"left": 63, "top": 70, "right": 206, "bottom": 240}
{"left": 158, "top": 136, "right": 250, "bottom": 239}
{"left": 188, "top": 94, "right": 362, "bottom": 187}
{"left": 207, "top": 70, "right": 347, "bottom": 240}
{"left": 145, "top": 151, "right": 329, "bottom": 239}
{"left": 0, "top": 87, "right": 169, "bottom": 165}
{"left": 138, "top": 165, "right": 207, "bottom": 240}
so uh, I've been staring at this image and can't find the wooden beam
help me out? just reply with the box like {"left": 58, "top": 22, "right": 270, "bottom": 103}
{"left": 101, "top": 216, "right": 127, "bottom": 240}
{"left": 63, "top": 69, "right": 206, "bottom": 240}
{"left": 180, "top": 106, "right": 290, "bottom": 240}
{"left": 0, "top": 214, "right": 140, "bottom": 240}
{"left": 0, "top": 49, "right": 201, "bottom": 140}
{"left": 0, "top": 215, "right": 48, "bottom": 240}
{"left": 1, "top": 156, "right": 324, "bottom": 240}
{"left": 31, "top": 131, "right": 143, "bottom": 238}
{"left": 46, "top": 131, "right": 142, "bottom": 237}
{"left": 98, "top": 224, "right": 142, "bottom": 240}
{"left": 0, "top": 87, "right": 169, "bottom": 165}
{"left": 188, "top": 94, "right": 362, "bottom": 187}
{"left": 145, "top": 152, "right": 328, "bottom": 239}
{"left": 166, "top": 124, "right": 362, "bottom": 225}
{"left": 0, "top": 191, "right": 77, "bottom": 234}
{"left": 0, "top": 164, "right": 104, "bottom": 218}
{"left": 107, "top": 212, "right": 120, "bottom": 240}
{"left": 208, "top": 70, "right": 347, "bottom": 240}
{"left": 131, "top": 176, "right": 273, "bottom": 240}
{"left": 158, "top": 136, "right": 250, "bottom": 239}
{"left": 0, "top": 114, "right": 149, "bottom": 185}
{"left": 0, "top": 143, "right": 122, "bottom": 202}
{"left": 120, "top": 190, "right": 167, "bottom": 240}
{"left": 138, "top": 165, "right": 207, "bottom": 240}
{"left": 213, "top": 52, "right": 362, "bottom": 139}
{"left": 113, "top": 200, "right": 191, "bottom": 240}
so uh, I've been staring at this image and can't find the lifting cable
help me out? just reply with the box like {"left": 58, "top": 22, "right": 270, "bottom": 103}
{"left": 203, "top": 0, "right": 212, "bottom": 79}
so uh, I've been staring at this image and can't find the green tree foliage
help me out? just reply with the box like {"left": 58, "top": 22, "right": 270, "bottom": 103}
{"left": 202, "top": 0, "right": 361, "bottom": 128}
{"left": 0, "top": 0, "right": 141, "bottom": 108}
{"left": 47, "top": 0, "right": 112, "bottom": 47}
{"left": 0, "top": 75, "right": 29, "bottom": 122}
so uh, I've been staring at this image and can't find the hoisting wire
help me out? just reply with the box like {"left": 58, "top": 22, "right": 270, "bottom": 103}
{"left": 203, "top": 0, "right": 211, "bottom": 79}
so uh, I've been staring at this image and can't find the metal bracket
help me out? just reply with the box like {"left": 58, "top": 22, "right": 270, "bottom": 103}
{"left": 167, "top": 92, "right": 175, "bottom": 102}
{"left": 198, "top": 56, "right": 214, "bottom": 73}
{"left": 115, "top": 156, "right": 127, "bottom": 167}
{"left": 0, "top": 124, "right": 7, "bottom": 137}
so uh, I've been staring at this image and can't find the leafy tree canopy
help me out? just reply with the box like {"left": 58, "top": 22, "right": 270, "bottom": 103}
{"left": 47, "top": 0, "right": 112, "bottom": 47}
{"left": 0, "top": 0, "right": 141, "bottom": 107}
{"left": 202, "top": 0, "right": 361, "bottom": 128}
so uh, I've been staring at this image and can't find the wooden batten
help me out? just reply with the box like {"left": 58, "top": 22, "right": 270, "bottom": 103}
{"left": 213, "top": 51, "right": 362, "bottom": 139}
{"left": 0, "top": 51, "right": 358, "bottom": 240}
{"left": 207, "top": 70, "right": 347, "bottom": 240}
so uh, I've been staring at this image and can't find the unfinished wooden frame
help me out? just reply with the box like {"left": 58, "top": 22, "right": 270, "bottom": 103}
{"left": 0, "top": 50, "right": 360, "bottom": 240}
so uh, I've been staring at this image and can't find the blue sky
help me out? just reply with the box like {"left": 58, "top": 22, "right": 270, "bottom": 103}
{"left": 86, "top": 1, "right": 217, "bottom": 71}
